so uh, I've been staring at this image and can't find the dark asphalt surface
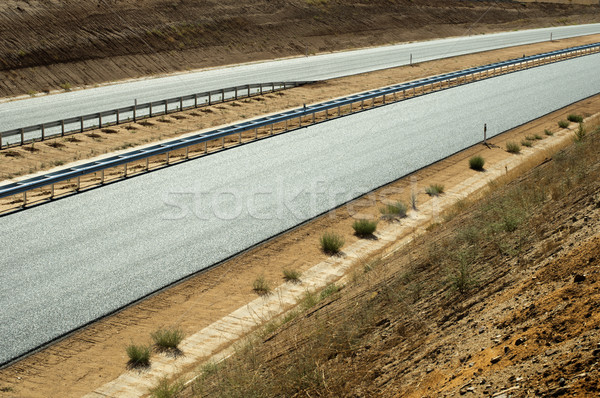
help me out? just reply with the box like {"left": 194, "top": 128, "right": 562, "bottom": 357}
{"left": 1, "top": 53, "right": 599, "bottom": 365}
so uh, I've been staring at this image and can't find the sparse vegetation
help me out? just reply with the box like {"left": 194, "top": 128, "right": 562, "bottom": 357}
{"left": 425, "top": 184, "right": 445, "bottom": 196}
{"left": 544, "top": 129, "right": 554, "bottom": 136}
{"left": 283, "top": 269, "right": 302, "bottom": 283}
{"left": 380, "top": 201, "right": 408, "bottom": 218}
{"left": 126, "top": 344, "right": 151, "bottom": 368}
{"left": 558, "top": 120, "right": 570, "bottom": 128}
{"left": 505, "top": 141, "right": 521, "bottom": 154}
{"left": 151, "top": 328, "right": 185, "bottom": 351}
{"left": 149, "top": 377, "right": 183, "bottom": 398}
{"left": 533, "top": 134, "right": 542, "bottom": 140}
{"left": 46, "top": 141, "right": 65, "bottom": 148}
{"left": 574, "top": 122, "right": 587, "bottom": 142}
{"left": 320, "top": 232, "right": 345, "bottom": 254}
{"left": 567, "top": 114, "right": 583, "bottom": 123}
{"left": 352, "top": 219, "right": 378, "bottom": 237}
{"left": 3, "top": 150, "right": 22, "bottom": 158}
{"left": 521, "top": 139, "right": 533, "bottom": 147}
{"left": 253, "top": 275, "right": 271, "bottom": 295}
{"left": 468, "top": 155, "right": 485, "bottom": 171}
{"left": 60, "top": 82, "right": 72, "bottom": 91}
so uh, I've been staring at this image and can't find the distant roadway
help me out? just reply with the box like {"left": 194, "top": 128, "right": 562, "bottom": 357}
{"left": 0, "top": 23, "right": 599, "bottom": 132}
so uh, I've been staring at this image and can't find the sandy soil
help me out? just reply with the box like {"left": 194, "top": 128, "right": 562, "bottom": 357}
{"left": 0, "top": 82, "right": 597, "bottom": 397}
{"left": 2, "top": 33, "right": 600, "bottom": 191}
{"left": 0, "top": 0, "right": 599, "bottom": 98}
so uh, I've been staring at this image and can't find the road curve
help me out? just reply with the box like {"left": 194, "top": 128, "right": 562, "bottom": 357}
{"left": 1, "top": 53, "right": 599, "bottom": 366}
{"left": 0, "top": 24, "right": 599, "bottom": 132}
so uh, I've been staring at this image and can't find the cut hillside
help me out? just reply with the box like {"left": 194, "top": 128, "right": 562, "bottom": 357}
{"left": 182, "top": 122, "right": 600, "bottom": 397}
{"left": 1, "top": 0, "right": 599, "bottom": 97}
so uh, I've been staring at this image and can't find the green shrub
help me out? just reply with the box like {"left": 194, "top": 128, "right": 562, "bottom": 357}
{"left": 320, "top": 232, "right": 345, "bottom": 254}
{"left": 425, "top": 184, "right": 445, "bottom": 196}
{"left": 151, "top": 328, "right": 185, "bottom": 350}
{"left": 149, "top": 377, "right": 183, "bottom": 398}
{"left": 505, "top": 141, "right": 521, "bottom": 154}
{"left": 283, "top": 269, "right": 302, "bottom": 283}
{"left": 558, "top": 120, "right": 569, "bottom": 128}
{"left": 469, "top": 155, "right": 485, "bottom": 171}
{"left": 544, "top": 129, "right": 554, "bottom": 136}
{"left": 126, "top": 344, "right": 151, "bottom": 367}
{"left": 380, "top": 201, "right": 408, "bottom": 218}
{"left": 253, "top": 275, "right": 271, "bottom": 295}
{"left": 521, "top": 139, "right": 533, "bottom": 147}
{"left": 574, "top": 123, "right": 587, "bottom": 142}
{"left": 567, "top": 114, "right": 583, "bottom": 123}
{"left": 352, "top": 219, "right": 378, "bottom": 237}
{"left": 320, "top": 284, "right": 340, "bottom": 300}
{"left": 533, "top": 134, "right": 543, "bottom": 140}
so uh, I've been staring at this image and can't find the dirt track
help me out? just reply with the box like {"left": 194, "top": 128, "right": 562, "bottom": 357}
{"left": 1, "top": 0, "right": 599, "bottom": 98}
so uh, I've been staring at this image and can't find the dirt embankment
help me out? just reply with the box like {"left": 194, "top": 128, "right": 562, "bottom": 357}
{"left": 1, "top": 0, "right": 599, "bottom": 98}
{"left": 183, "top": 122, "right": 600, "bottom": 397}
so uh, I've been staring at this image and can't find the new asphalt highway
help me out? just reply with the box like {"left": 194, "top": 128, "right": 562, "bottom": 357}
{"left": 1, "top": 24, "right": 599, "bottom": 132}
{"left": 1, "top": 52, "right": 599, "bottom": 365}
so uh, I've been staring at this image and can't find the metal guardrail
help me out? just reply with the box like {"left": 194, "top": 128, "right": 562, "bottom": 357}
{"left": 0, "top": 81, "right": 313, "bottom": 148}
{"left": 1, "top": 41, "right": 599, "bottom": 208}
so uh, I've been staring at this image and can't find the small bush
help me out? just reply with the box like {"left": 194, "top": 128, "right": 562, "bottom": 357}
{"left": 521, "top": 139, "right": 533, "bottom": 147}
{"left": 505, "top": 141, "right": 521, "bottom": 154}
{"left": 283, "top": 269, "right": 302, "bottom": 283}
{"left": 149, "top": 377, "right": 183, "bottom": 398}
{"left": 558, "top": 120, "right": 569, "bottom": 128}
{"left": 126, "top": 344, "right": 151, "bottom": 368}
{"left": 60, "top": 82, "right": 72, "bottom": 91}
{"left": 320, "top": 284, "right": 340, "bottom": 300}
{"left": 574, "top": 123, "right": 587, "bottom": 142}
{"left": 469, "top": 155, "right": 485, "bottom": 171}
{"left": 380, "top": 201, "right": 408, "bottom": 218}
{"left": 544, "top": 129, "right": 554, "bottom": 136}
{"left": 533, "top": 134, "right": 543, "bottom": 140}
{"left": 320, "top": 232, "right": 345, "bottom": 254}
{"left": 567, "top": 114, "right": 583, "bottom": 123}
{"left": 252, "top": 275, "right": 271, "bottom": 295}
{"left": 352, "top": 219, "right": 378, "bottom": 237}
{"left": 425, "top": 184, "right": 445, "bottom": 196}
{"left": 151, "top": 328, "right": 185, "bottom": 350}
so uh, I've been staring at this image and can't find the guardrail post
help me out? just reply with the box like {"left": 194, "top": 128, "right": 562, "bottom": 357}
{"left": 101, "top": 169, "right": 105, "bottom": 184}
{"left": 312, "top": 112, "right": 315, "bottom": 124}
{"left": 165, "top": 100, "right": 168, "bottom": 115}
{"left": 179, "top": 97, "right": 183, "bottom": 111}
{"left": 383, "top": 94, "right": 386, "bottom": 104}
{"left": 260, "top": 84, "right": 263, "bottom": 95}
{"left": 116, "top": 109, "right": 120, "bottom": 124}
{"left": 222, "top": 137, "right": 225, "bottom": 148}
{"left": 208, "top": 93, "right": 212, "bottom": 105}
{"left": 41, "top": 125, "right": 45, "bottom": 141}
{"left": 134, "top": 99, "right": 137, "bottom": 123}
{"left": 20, "top": 128, "right": 24, "bottom": 145}
{"left": 50, "top": 184, "right": 54, "bottom": 199}
{"left": 337, "top": 106, "right": 341, "bottom": 116}
{"left": 270, "top": 124, "right": 274, "bottom": 135}
{"left": 185, "top": 146, "right": 189, "bottom": 159}
{"left": 298, "top": 116, "right": 302, "bottom": 127}
{"left": 61, "top": 120, "right": 65, "bottom": 136}
{"left": 124, "top": 163, "right": 128, "bottom": 177}
{"left": 80, "top": 117, "right": 84, "bottom": 132}
{"left": 194, "top": 94, "right": 198, "bottom": 107}
{"left": 246, "top": 85, "right": 250, "bottom": 97}
{"left": 98, "top": 113, "right": 102, "bottom": 128}
{"left": 239, "top": 132, "right": 243, "bottom": 143}
{"left": 149, "top": 103, "right": 153, "bottom": 117}
{"left": 221, "top": 89, "right": 225, "bottom": 102}
{"left": 76, "top": 176, "right": 80, "bottom": 191}
{"left": 146, "top": 157, "right": 149, "bottom": 170}
{"left": 22, "top": 191, "right": 26, "bottom": 207}
{"left": 204, "top": 142, "right": 208, "bottom": 153}
{"left": 166, "top": 152, "right": 170, "bottom": 165}
{"left": 0, "top": 132, "right": 2, "bottom": 149}
{"left": 271, "top": 83, "right": 275, "bottom": 92}
{"left": 285, "top": 119, "right": 288, "bottom": 130}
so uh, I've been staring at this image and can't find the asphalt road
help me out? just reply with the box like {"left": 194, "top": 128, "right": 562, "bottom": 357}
{"left": 1, "top": 53, "right": 599, "bottom": 366}
{"left": 0, "top": 23, "right": 599, "bottom": 132}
